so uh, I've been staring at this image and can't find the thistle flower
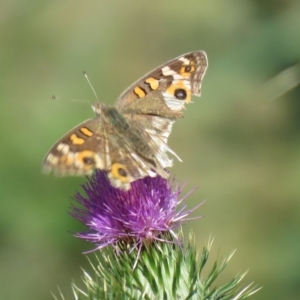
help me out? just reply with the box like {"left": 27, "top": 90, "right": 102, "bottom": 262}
{"left": 71, "top": 170, "right": 200, "bottom": 253}
{"left": 60, "top": 171, "right": 260, "bottom": 299}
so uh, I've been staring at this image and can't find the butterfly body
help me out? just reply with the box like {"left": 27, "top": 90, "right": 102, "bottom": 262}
{"left": 43, "top": 51, "right": 208, "bottom": 190}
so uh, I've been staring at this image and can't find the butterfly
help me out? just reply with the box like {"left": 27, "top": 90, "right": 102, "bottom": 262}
{"left": 43, "top": 51, "right": 208, "bottom": 190}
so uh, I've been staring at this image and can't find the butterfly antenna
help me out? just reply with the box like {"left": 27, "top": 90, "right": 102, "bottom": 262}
{"left": 83, "top": 71, "right": 99, "bottom": 101}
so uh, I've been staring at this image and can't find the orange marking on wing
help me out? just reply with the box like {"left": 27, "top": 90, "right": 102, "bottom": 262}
{"left": 70, "top": 134, "right": 85, "bottom": 145}
{"left": 77, "top": 151, "right": 96, "bottom": 171}
{"left": 80, "top": 127, "right": 93, "bottom": 137}
{"left": 179, "top": 65, "right": 195, "bottom": 78}
{"left": 166, "top": 80, "right": 192, "bottom": 102}
{"left": 145, "top": 77, "right": 159, "bottom": 90}
{"left": 134, "top": 87, "right": 146, "bottom": 98}
{"left": 60, "top": 155, "right": 74, "bottom": 166}
{"left": 111, "top": 163, "right": 130, "bottom": 182}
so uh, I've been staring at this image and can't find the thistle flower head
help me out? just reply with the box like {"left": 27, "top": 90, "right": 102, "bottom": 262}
{"left": 71, "top": 171, "right": 200, "bottom": 252}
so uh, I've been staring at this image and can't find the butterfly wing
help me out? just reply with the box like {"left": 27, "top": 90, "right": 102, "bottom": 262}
{"left": 115, "top": 51, "right": 208, "bottom": 117}
{"left": 42, "top": 118, "right": 109, "bottom": 176}
{"left": 42, "top": 114, "right": 166, "bottom": 190}
{"left": 116, "top": 51, "right": 208, "bottom": 172}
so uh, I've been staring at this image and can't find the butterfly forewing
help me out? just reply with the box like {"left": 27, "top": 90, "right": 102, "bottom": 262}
{"left": 116, "top": 51, "right": 208, "bottom": 115}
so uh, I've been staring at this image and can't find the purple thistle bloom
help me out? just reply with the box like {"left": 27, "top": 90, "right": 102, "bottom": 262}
{"left": 71, "top": 170, "right": 202, "bottom": 252}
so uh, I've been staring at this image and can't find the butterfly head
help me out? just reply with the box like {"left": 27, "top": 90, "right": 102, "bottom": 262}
{"left": 91, "top": 102, "right": 105, "bottom": 116}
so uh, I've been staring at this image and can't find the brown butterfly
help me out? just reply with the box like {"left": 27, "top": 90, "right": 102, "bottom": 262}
{"left": 43, "top": 51, "right": 208, "bottom": 190}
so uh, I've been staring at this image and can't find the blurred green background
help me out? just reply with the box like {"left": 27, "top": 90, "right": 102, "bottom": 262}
{"left": 1, "top": 0, "right": 300, "bottom": 299}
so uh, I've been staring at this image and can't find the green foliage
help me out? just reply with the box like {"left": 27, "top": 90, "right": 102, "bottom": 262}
{"left": 59, "top": 238, "right": 260, "bottom": 300}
